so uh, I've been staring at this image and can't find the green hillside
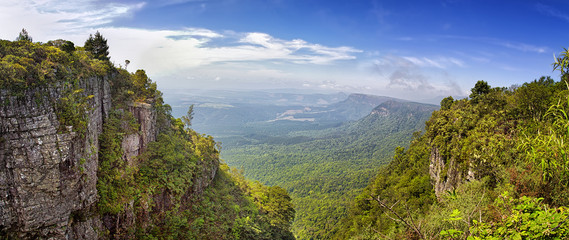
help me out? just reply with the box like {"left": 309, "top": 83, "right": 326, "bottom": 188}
{"left": 334, "top": 71, "right": 569, "bottom": 239}
{"left": 222, "top": 100, "right": 437, "bottom": 239}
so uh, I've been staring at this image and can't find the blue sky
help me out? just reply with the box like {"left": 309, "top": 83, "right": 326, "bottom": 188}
{"left": 1, "top": 0, "right": 569, "bottom": 101}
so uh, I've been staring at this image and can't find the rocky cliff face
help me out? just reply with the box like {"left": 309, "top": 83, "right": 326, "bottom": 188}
{"left": 428, "top": 147, "right": 475, "bottom": 198}
{"left": 0, "top": 74, "right": 219, "bottom": 239}
{"left": 122, "top": 102, "right": 156, "bottom": 167}
{"left": 0, "top": 77, "right": 110, "bottom": 239}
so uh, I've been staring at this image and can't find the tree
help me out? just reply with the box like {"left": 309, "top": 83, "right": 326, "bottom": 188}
{"left": 84, "top": 31, "right": 110, "bottom": 61}
{"left": 469, "top": 80, "right": 490, "bottom": 104}
{"left": 470, "top": 80, "right": 490, "bottom": 99}
{"left": 440, "top": 96, "right": 454, "bottom": 110}
{"left": 16, "top": 28, "right": 32, "bottom": 42}
{"left": 515, "top": 76, "right": 558, "bottom": 121}
{"left": 181, "top": 105, "right": 194, "bottom": 129}
{"left": 47, "top": 39, "right": 76, "bottom": 53}
{"left": 131, "top": 69, "right": 158, "bottom": 101}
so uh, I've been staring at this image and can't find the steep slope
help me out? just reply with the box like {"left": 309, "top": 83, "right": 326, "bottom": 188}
{"left": 222, "top": 100, "right": 437, "bottom": 239}
{"left": 314, "top": 93, "right": 403, "bottom": 122}
{"left": 0, "top": 38, "right": 295, "bottom": 239}
{"left": 0, "top": 39, "right": 112, "bottom": 238}
{"left": 334, "top": 78, "right": 569, "bottom": 239}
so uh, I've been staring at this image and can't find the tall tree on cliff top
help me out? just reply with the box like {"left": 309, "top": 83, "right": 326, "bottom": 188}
{"left": 16, "top": 28, "right": 32, "bottom": 42}
{"left": 84, "top": 31, "right": 110, "bottom": 61}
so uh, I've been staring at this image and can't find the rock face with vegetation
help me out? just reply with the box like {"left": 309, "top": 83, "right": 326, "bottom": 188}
{"left": 0, "top": 35, "right": 294, "bottom": 239}
{"left": 0, "top": 39, "right": 111, "bottom": 238}
{"left": 333, "top": 70, "right": 569, "bottom": 239}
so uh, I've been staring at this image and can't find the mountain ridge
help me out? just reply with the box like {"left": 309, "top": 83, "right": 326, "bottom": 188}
{"left": 221, "top": 97, "right": 438, "bottom": 239}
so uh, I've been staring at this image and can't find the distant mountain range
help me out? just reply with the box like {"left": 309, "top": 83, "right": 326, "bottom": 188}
{"left": 163, "top": 90, "right": 424, "bottom": 143}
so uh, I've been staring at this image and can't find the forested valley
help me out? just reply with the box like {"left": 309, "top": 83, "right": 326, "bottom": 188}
{"left": 190, "top": 51, "right": 569, "bottom": 239}
{"left": 2, "top": 29, "right": 569, "bottom": 240}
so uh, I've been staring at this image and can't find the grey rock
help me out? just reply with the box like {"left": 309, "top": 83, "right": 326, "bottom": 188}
{"left": 0, "top": 76, "right": 110, "bottom": 239}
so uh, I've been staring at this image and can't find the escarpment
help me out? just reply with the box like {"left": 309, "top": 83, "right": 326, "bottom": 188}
{"left": 0, "top": 42, "right": 219, "bottom": 239}
{"left": 0, "top": 78, "right": 221, "bottom": 239}
{"left": 0, "top": 76, "right": 110, "bottom": 239}
{"left": 1, "top": 37, "right": 295, "bottom": 240}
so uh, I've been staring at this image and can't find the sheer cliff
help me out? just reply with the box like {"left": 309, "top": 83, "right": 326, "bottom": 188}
{"left": 0, "top": 76, "right": 110, "bottom": 239}
{"left": 0, "top": 38, "right": 294, "bottom": 239}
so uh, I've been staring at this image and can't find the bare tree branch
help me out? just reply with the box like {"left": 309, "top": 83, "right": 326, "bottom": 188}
{"left": 371, "top": 196, "right": 426, "bottom": 240}
{"left": 371, "top": 227, "right": 394, "bottom": 240}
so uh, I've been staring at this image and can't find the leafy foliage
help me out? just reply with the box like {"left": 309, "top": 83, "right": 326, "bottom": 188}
{"left": 84, "top": 31, "right": 110, "bottom": 61}
{"left": 469, "top": 192, "right": 569, "bottom": 239}
{"left": 97, "top": 95, "right": 295, "bottom": 239}
{"left": 336, "top": 56, "right": 569, "bottom": 239}
{"left": 97, "top": 110, "right": 139, "bottom": 215}
{"left": 144, "top": 164, "right": 296, "bottom": 240}
{"left": 0, "top": 39, "right": 109, "bottom": 92}
{"left": 16, "top": 28, "right": 32, "bottom": 42}
{"left": 46, "top": 39, "right": 76, "bottom": 53}
{"left": 55, "top": 86, "right": 94, "bottom": 136}
{"left": 333, "top": 134, "right": 435, "bottom": 239}
{"left": 469, "top": 80, "right": 490, "bottom": 99}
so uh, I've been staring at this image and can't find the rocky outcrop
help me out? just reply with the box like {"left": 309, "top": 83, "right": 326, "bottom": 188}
{"left": 428, "top": 147, "right": 475, "bottom": 198}
{"left": 0, "top": 77, "right": 110, "bottom": 239}
{"left": 122, "top": 102, "right": 156, "bottom": 166}
{"left": 0, "top": 74, "right": 220, "bottom": 239}
{"left": 103, "top": 101, "right": 158, "bottom": 238}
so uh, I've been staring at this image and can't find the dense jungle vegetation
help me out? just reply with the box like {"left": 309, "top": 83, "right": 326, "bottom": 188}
{"left": 332, "top": 67, "right": 569, "bottom": 238}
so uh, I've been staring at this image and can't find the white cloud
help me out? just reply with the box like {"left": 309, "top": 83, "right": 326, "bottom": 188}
{"left": 401, "top": 56, "right": 464, "bottom": 69}
{"left": 536, "top": 3, "right": 569, "bottom": 23}
{"left": 0, "top": 0, "right": 361, "bottom": 81}
{"left": 0, "top": 0, "right": 145, "bottom": 41}
{"left": 369, "top": 55, "right": 464, "bottom": 98}
{"left": 497, "top": 41, "right": 547, "bottom": 54}
{"left": 180, "top": 28, "right": 223, "bottom": 38}
{"left": 237, "top": 32, "right": 361, "bottom": 64}
{"left": 0, "top": 0, "right": 468, "bottom": 101}
{"left": 441, "top": 35, "right": 548, "bottom": 54}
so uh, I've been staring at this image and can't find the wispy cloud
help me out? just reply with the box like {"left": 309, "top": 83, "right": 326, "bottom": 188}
{"left": 0, "top": 0, "right": 361, "bottom": 71}
{"left": 0, "top": 0, "right": 145, "bottom": 39}
{"left": 536, "top": 3, "right": 569, "bottom": 22}
{"left": 84, "top": 27, "right": 361, "bottom": 81}
{"left": 389, "top": 68, "right": 434, "bottom": 91}
{"left": 402, "top": 56, "right": 464, "bottom": 69}
{"left": 440, "top": 35, "right": 548, "bottom": 54}
{"left": 157, "top": 0, "right": 207, "bottom": 7}
{"left": 166, "top": 28, "right": 223, "bottom": 40}
{"left": 370, "top": 55, "right": 464, "bottom": 96}
{"left": 495, "top": 41, "right": 547, "bottom": 53}
{"left": 233, "top": 32, "right": 361, "bottom": 64}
